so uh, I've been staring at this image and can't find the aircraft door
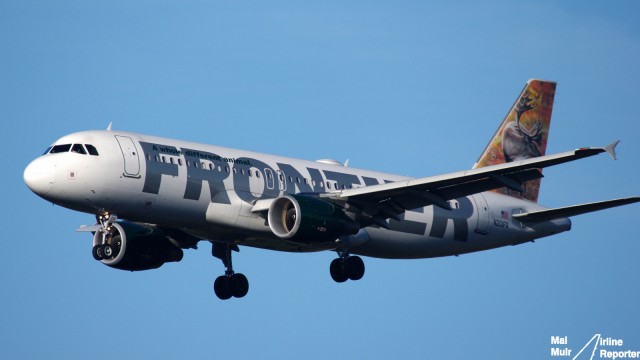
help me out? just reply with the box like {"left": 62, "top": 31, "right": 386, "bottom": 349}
{"left": 472, "top": 194, "right": 489, "bottom": 234}
{"left": 276, "top": 170, "right": 286, "bottom": 192}
{"left": 115, "top": 135, "right": 141, "bottom": 178}
{"left": 265, "top": 168, "right": 275, "bottom": 190}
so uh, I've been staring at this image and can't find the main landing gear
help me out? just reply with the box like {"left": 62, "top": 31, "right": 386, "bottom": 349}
{"left": 330, "top": 249, "right": 365, "bottom": 283}
{"left": 212, "top": 242, "right": 249, "bottom": 300}
{"left": 92, "top": 212, "right": 119, "bottom": 261}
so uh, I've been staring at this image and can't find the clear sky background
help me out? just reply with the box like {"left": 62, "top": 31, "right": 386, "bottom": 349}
{"left": 2, "top": 1, "right": 639, "bottom": 359}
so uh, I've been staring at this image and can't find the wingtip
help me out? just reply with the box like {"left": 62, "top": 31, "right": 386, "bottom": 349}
{"left": 604, "top": 140, "right": 620, "bottom": 160}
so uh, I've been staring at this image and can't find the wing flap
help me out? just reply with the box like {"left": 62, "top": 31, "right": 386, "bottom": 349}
{"left": 513, "top": 197, "right": 640, "bottom": 222}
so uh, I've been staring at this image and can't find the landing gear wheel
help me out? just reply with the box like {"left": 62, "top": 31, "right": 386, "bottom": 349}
{"left": 211, "top": 243, "right": 250, "bottom": 300}
{"left": 214, "top": 276, "right": 232, "bottom": 300}
{"left": 330, "top": 258, "right": 348, "bottom": 283}
{"left": 230, "top": 273, "right": 249, "bottom": 298}
{"left": 92, "top": 244, "right": 104, "bottom": 260}
{"left": 101, "top": 244, "right": 114, "bottom": 259}
{"left": 345, "top": 256, "right": 365, "bottom": 281}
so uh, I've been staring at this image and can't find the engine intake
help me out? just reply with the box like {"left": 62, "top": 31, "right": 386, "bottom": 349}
{"left": 93, "top": 221, "right": 184, "bottom": 271}
{"left": 268, "top": 195, "right": 359, "bottom": 244}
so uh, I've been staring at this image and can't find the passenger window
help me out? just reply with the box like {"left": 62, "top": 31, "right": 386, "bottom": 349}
{"left": 178, "top": 159, "right": 183, "bottom": 166}
{"left": 155, "top": 155, "right": 159, "bottom": 162}
{"left": 225, "top": 166, "right": 229, "bottom": 173}
{"left": 209, "top": 164, "right": 214, "bottom": 170}
{"left": 162, "top": 156, "right": 166, "bottom": 163}
{"left": 256, "top": 171, "right": 261, "bottom": 178}
{"left": 170, "top": 158, "right": 175, "bottom": 164}
{"left": 85, "top": 144, "right": 99, "bottom": 156}
{"left": 326, "top": 182, "right": 331, "bottom": 189}
{"left": 50, "top": 144, "right": 72, "bottom": 153}
{"left": 288, "top": 176, "right": 293, "bottom": 183}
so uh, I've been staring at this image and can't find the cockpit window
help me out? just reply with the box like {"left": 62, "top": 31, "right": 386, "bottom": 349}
{"left": 42, "top": 146, "right": 52, "bottom": 155}
{"left": 71, "top": 144, "right": 87, "bottom": 154}
{"left": 85, "top": 144, "right": 99, "bottom": 156}
{"left": 50, "top": 144, "right": 72, "bottom": 153}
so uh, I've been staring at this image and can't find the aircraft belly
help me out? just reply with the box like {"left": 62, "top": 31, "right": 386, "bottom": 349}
{"left": 351, "top": 212, "right": 571, "bottom": 259}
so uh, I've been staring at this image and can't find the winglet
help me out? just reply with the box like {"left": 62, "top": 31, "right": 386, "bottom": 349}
{"left": 106, "top": 122, "right": 113, "bottom": 131}
{"left": 604, "top": 140, "right": 620, "bottom": 160}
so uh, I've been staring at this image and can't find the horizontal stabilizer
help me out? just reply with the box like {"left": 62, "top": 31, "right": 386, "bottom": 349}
{"left": 513, "top": 197, "right": 640, "bottom": 222}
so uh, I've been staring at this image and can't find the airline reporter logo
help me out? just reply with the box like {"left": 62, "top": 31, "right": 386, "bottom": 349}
{"left": 550, "top": 334, "right": 640, "bottom": 359}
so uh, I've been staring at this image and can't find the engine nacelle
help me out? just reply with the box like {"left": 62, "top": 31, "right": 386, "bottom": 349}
{"left": 268, "top": 195, "right": 359, "bottom": 244}
{"left": 93, "top": 221, "right": 184, "bottom": 271}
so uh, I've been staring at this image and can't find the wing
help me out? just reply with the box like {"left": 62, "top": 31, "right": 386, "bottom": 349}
{"left": 317, "top": 143, "right": 618, "bottom": 227}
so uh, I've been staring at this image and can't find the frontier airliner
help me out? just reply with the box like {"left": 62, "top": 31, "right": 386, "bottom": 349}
{"left": 24, "top": 80, "right": 639, "bottom": 300}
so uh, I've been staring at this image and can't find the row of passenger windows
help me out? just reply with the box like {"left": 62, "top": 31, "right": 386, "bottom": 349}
{"left": 148, "top": 154, "right": 353, "bottom": 190}
{"left": 45, "top": 144, "right": 99, "bottom": 156}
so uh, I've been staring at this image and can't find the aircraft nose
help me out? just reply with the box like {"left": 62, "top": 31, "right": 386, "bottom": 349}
{"left": 24, "top": 157, "right": 55, "bottom": 196}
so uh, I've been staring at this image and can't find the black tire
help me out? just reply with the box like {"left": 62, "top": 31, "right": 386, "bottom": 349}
{"left": 92, "top": 244, "right": 103, "bottom": 260}
{"left": 345, "top": 256, "right": 365, "bottom": 281}
{"left": 330, "top": 258, "right": 348, "bottom": 283}
{"left": 230, "top": 273, "right": 249, "bottom": 298}
{"left": 102, "top": 244, "right": 114, "bottom": 259}
{"left": 214, "top": 276, "right": 232, "bottom": 300}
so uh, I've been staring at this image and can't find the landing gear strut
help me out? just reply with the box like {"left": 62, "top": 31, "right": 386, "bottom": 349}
{"left": 330, "top": 249, "right": 365, "bottom": 283}
{"left": 92, "top": 212, "right": 120, "bottom": 261}
{"left": 212, "top": 242, "right": 249, "bottom": 300}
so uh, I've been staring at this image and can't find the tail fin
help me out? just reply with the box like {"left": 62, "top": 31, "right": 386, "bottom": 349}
{"left": 473, "top": 79, "right": 557, "bottom": 202}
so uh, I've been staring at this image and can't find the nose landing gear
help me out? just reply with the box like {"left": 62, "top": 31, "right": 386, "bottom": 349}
{"left": 212, "top": 242, "right": 249, "bottom": 300}
{"left": 92, "top": 212, "right": 120, "bottom": 261}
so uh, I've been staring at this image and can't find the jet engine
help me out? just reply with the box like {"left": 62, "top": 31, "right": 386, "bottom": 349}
{"left": 267, "top": 194, "right": 359, "bottom": 244}
{"left": 92, "top": 221, "right": 184, "bottom": 271}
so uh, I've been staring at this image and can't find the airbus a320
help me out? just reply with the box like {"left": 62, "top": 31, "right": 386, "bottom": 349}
{"left": 24, "top": 79, "right": 640, "bottom": 300}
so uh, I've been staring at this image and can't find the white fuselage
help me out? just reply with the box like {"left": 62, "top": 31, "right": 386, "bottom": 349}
{"left": 24, "top": 130, "right": 571, "bottom": 259}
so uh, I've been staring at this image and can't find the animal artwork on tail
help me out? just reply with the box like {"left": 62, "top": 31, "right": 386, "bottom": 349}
{"left": 474, "top": 79, "right": 556, "bottom": 202}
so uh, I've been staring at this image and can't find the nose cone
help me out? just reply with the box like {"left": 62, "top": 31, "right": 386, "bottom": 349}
{"left": 24, "top": 157, "right": 55, "bottom": 196}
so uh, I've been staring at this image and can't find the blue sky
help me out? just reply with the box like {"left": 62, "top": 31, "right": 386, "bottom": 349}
{"left": 2, "top": 1, "right": 640, "bottom": 359}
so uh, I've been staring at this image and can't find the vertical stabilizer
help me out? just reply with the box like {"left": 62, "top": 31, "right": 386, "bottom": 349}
{"left": 473, "top": 79, "right": 556, "bottom": 202}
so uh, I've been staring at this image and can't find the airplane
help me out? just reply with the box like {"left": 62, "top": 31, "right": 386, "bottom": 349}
{"left": 23, "top": 79, "right": 640, "bottom": 300}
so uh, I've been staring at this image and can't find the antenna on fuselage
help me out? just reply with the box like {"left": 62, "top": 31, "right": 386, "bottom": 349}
{"left": 106, "top": 122, "right": 113, "bottom": 131}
